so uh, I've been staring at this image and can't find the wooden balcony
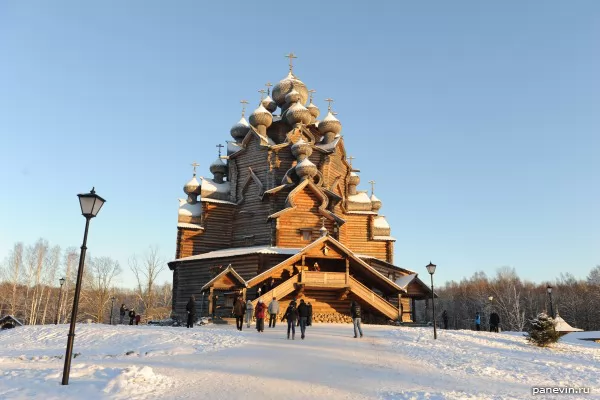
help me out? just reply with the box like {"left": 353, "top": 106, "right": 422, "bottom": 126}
{"left": 300, "top": 271, "right": 348, "bottom": 288}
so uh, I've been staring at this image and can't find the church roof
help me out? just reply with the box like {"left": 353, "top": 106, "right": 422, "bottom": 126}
{"left": 169, "top": 246, "right": 301, "bottom": 268}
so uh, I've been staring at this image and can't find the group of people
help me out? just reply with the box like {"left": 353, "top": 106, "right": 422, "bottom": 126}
{"left": 440, "top": 310, "right": 501, "bottom": 332}
{"left": 119, "top": 304, "right": 141, "bottom": 325}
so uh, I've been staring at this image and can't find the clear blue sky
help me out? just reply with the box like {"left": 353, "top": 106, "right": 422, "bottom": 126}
{"left": 1, "top": 1, "right": 598, "bottom": 288}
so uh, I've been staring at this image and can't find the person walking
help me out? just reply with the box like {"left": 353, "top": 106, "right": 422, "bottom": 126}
{"left": 268, "top": 297, "right": 280, "bottom": 328}
{"left": 186, "top": 295, "right": 196, "bottom": 328}
{"left": 233, "top": 295, "right": 246, "bottom": 331}
{"left": 297, "top": 299, "right": 309, "bottom": 340}
{"left": 475, "top": 312, "right": 481, "bottom": 331}
{"left": 307, "top": 302, "right": 313, "bottom": 326}
{"left": 490, "top": 312, "right": 500, "bottom": 333}
{"left": 282, "top": 301, "right": 298, "bottom": 340}
{"left": 350, "top": 300, "right": 363, "bottom": 338}
{"left": 442, "top": 310, "right": 449, "bottom": 330}
{"left": 119, "top": 304, "right": 127, "bottom": 325}
{"left": 245, "top": 299, "right": 254, "bottom": 328}
{"left": 128, "top": 308, "right": 136, "bottom": 325}
{"left": 135, "top": 314, "right": 141, "bottom": 325}
{"left": 255, "top": 299, "right": 266, "bottom": 332}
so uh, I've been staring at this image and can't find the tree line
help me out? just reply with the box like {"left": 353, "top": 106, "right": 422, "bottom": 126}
{"left": 416, "top": 265, "right": 600, "bottom": 332}
{"left": 0, "top": 239, "right": 173, "bottom": 325}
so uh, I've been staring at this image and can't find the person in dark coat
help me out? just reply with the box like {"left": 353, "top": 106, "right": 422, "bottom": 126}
{"left": 186, "top": 295, "right": 196, "bottom": 328}
{"left": 128, "top": 309, "right": 136, "bottom": 325}
{"left": 307, "top": 302, "right": 313, "bottom": 326}
{"left": 281, "top": 302, "right": 298, "bottom": 340}
{"left": 119, "top": 304, "right": 127, "bottom": 325}
{"left": 442, "top": 310, "right": 449, "bottom": 330}
{"left": 350, "top": 300, "right": 363, "bottom": 338}
{"left": 297, "top": 299, "right": 310, "bottom": 340}
{"left": 255, "top": 299, "right": 266, "bottom": 332}
{"left": 490, "top": 312, "right": 500, "bottom": 332}
{"left": 232, "top": 295, "right": 246, "bottom": 331}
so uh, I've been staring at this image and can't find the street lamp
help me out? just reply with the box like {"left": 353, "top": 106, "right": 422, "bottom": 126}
{"left": 425, "top": 262, "right": 437, "bottom": 340}
{"left": 55, "top": 277, "right": 66, "bottom": 325}
{"left": 547, "top": 284, "right": 554, "bottom": 318}
{"left": 109, "top": 296, "right": 116, "bottom": 325}
{"left": 62, "top": 188, "right": 105, "bottom": 386}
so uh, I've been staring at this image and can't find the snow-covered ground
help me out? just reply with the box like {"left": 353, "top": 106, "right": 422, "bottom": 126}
{"left": 0, "top": 323, "right": 597, "bottom": 399}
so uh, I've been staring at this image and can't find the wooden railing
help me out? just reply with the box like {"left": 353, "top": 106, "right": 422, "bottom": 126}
{"left": 301, "top": 271, "right": 347, "bottom": 287}
{"left": 251, "top": 274, "right": 299, "bottom": 308}
{"left": 348, "top": 276, "right": 399, "bottom": 320}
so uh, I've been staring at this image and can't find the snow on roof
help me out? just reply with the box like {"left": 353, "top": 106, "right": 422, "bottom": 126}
{"left": 373, "top": 216, "right": 390, "bottom": 230}
{"left": 171, "top": 246, "right": 301, "bottom": 263}
{"left": 178, "top": 199, "right": 202, "bottom": 217}
{"left": 372, "top": 236, "right": 396, "bottom": 241}
{"left": 346, "top": 211, "right": 378, "bottom": 215}
{"left": 370, "top": 194, "right": 381, "bottom": 202}
{"left": 323, "top": 111, "right": 339, "bottom": 122}
{"left": 315, "top": 135, "right": 341, "bottom": 152}
{"left": 395, "top": 274, "right": 417, "bottom": 289}
{"left": 555, "top": 314, "right": 584, "bottom": 332}
{"left": 296, "top": 158, "right": 316, "bottom": 167}
{"left": 177, "top": 222, "right": 204, "bottom": 230}
{"left": 200, "top": 198, "right": 236, "bottom": 205}
{"left": 200, "top": 177, "right": 231, "bottom": 197}
{"left": 348, "top": 192, "right": 372, "bottom": 204}
{"left": 0, "top": 315, "right": 23, "bottom": 326}
{"left": 228, "top": 141, "right": 242, "bottom": 155}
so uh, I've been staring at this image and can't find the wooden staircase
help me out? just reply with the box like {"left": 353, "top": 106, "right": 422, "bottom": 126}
{"left": 251, "top": 274, "right": 300, "bottom": 308}
{"left": 348, "top": 276, "right": 399, "bottom": 320}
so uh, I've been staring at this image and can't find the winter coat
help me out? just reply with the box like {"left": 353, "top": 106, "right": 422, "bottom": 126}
{"left": 129, "top": 310, "right": 136, "bottom": 319}
{"left": 255, "top": 302, "right": 266, "bottom": 319}
{"left": 233, "top": 298, "right": 246, "bottom": 316}
{"left": 246, "top": 300, "right": 254, "bottom": 314}
{"left": 490, "top": 313, "right": 500, "bottom": 325}
{"left": 282, "top": 305, "right": 298, "bottom": 322}
{"left": 268, "top": 300, "right": 280, "bottom": 315}
{"left": 119, "top": 306, "right": 127, "bottom": 316}
{"left": 475, "top": 314, "right": 481, "bottom": 325}
{"left": 350, "top": 302, "right": 361, "bottom": 318}
{"left": 186, "top": 298, "right": 196, "bottom": 316}
{"left": 307, "top": 303, "right": 313, "bottom": 317}
{"left": 297, "top": 302, "right": 309, "bottom": 318}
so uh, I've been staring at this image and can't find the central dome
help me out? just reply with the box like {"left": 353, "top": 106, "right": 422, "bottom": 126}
{"left": 272, "top": 72, "right": 309, "bottom": 107}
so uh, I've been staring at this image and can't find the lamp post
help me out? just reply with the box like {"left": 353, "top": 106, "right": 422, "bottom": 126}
{"left": 55, "top": 277, "right": 66, "bottom": 325}
{"left": 109, "top": 296, "right": 116, "bottom": 325}
{"left": 487, "top": 296, "right": 493, "bottom": 331}
{"left": 426, "top": 262, "right": 437, "bottom": 340}
{"left": 547, "top": 285, "right": 554, "bottom": 318}
{"left": 62, "top": 188, "right": 105, "bottom": 386}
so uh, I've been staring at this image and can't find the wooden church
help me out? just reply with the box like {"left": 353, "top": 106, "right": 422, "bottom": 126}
{"left": 168, "top": 55, "right": 432, "bottom": 323}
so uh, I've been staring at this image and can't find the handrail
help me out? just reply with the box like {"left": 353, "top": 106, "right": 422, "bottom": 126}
{"left": 251, "top": 274, "right": 299, "bottom": 308}
{"left": 349, "top": 276, "right": 399, "bottom": 319}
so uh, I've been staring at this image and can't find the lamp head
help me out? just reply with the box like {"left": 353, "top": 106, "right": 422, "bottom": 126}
{"left": 425, "top": 262, "right": 437, "bottom": 275}
{"left": 77, "top": 187, "right": 106, "bottom": 218}
{"left": 546, "top": 284, "right": 553, "bottom": 294}
{"left": 59, "top": 277, "right": 66, "bottom": 287}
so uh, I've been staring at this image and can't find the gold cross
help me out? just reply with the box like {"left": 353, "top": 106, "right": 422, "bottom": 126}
{"left": 265, "top": 82, "right": 273, "bottom": 96}
{"left": 369, "top": 180, "right": 376, "bottom": 195}
{"left": 191, "top": 162, "right": 200, "bottom": 175}
{"left": 240, "top": 99, "right": 249, "bottom": 117}
{"left": 216, "top": 144, "right": 224, "bottom": 157}
{"left": 308, "top": 89, "right": 316, "bottom": 103}
{"left": 325, "top": 98, "right": 334, "bottom": 112}
{"left": 348, "top": 155, "right": 355, "bottom": 167}
{"left": 284, "top": 53, "right": 297, "bottom": 72}
{"left": 258, "top": 89, "right": 266, "bottom": 101}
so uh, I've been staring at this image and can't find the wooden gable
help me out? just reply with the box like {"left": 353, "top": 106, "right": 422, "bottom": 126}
{"left": 201, "top": 265, "right": 247, "bottom": 292}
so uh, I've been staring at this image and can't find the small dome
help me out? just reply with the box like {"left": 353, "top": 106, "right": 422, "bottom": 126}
{"left": 285, "top": 89, "right": 302, "bottom": 105}
{"left": 230, "top": 117, "right": 250, "bottom": 141}
{"left": 184, "top": 175, "right": 201, "bottom": 196}
{"left": 319, "top": 224, "right": 328, "bottom": 237}
{"left": 209, "top": 158, "right": 227, "bottom": 175}
{"left": 307, "top": 102, "right": 320, "bottom": 119}
{"left": 295, "top": 158, "right": 318, "bottom": 180}
{"left": 272, "top": 72, "right": 308, "bottom": 107}
{"left": 261, "top": 95, "right": 277, "bottom": 113}
{"left": 249, "top": 104, "right": 273, "bottom": 128}
{"left": 291, "top": 138, "right": 313, "bottom": 159}
{"left": 349, "top": 171, "right": 360, "bottom": 186}
{"left": 371, "top": 194, "right": 382, "bottom": 212}
{"left": 285, "top": 101, "right": 312, "bottom": 126}
{"left": 318, "top": 111, "right": 342, "bottom": 135}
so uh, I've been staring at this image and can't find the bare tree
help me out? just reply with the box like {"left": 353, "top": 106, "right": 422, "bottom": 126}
{"left": 129, "top": 246, "right": 166, "bottom": 321}
{"left": 5, "top": 243, "right": 23, "bottom": 316}
{"left": 85, "top": 256, "right": 121, "bottom": 322}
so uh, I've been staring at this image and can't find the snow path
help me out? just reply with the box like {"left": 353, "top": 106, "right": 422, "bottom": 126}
{"left": 0, "top": 324, "right": 598, "bottom": 399}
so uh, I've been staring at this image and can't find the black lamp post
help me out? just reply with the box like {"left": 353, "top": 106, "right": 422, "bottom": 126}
{"left": 547, "top": 285, "right": 554, "bottom": 318}
{"left": 55, "top": 277, "right": 66, "bottom": 325}
{"left": 426, "top": 262, "right": 437, "bottom": 340}
{"left": 109, "top": 296, "right": 116, "bottom": 325}
{"left": 62, "top": 188, "right": 105, "bottom": 386}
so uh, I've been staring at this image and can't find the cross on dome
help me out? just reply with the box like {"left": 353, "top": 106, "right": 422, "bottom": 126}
{"left": 265, "top": 82, "right": 273, "bottom": 95}
{"left": 240, "top": 100, "right": 249, "bottom": 117}
{"left": 308, "top": 89, "right": 316, "bottom": 102}
{"left": 258, "top": 89, "right": 266, "bottom": 101}
{"left": 325, "top": 98, "right": 334, "bottom": 112}
{"left": 369, "top": 180, "right": 376, "bottom": 195}
{"left": 348, "top": 155, "right": 355, "bottom": 167}
{"left": 216, "top": 144, "right": 224, "bottom": 157}
{"left": 191, "top": 162, "right": 200, "bottom": 175}
{"left": 284, "top": 52, "right": 298, "bottom": 72}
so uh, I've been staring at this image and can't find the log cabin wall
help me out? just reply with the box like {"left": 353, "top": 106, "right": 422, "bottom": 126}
{"left": 340, "top": 214, "right": 388, "bottom": 259}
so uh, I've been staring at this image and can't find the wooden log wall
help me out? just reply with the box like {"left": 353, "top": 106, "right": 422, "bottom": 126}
{"left": 339, "top": 214, "right": 388, "bottom": 259}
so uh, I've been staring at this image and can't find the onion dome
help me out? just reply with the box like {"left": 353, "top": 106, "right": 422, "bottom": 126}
{"left": 183, "top": 175, "right": 201, "bottom": 197}
{"left": 285, "top": 89, "right": 302, "bottom": 105}
{"left": 272, "top": 72, "right": 308, "bottom": 107}
{"left": 291, "top": 138, "right": 313, "bottom": 160}
{"left": 349, "top": 171, "right": 360, "bottom": 186}
{"left": 285, "top": 101, "right": 312, "bottom": 126}
{"left": 230, "top": 117, "right": 250, "bottom": 141}
{"left": 307, "top": 102, "right": 320, "bottom": 119}
{"left": 318, "top": 111, "right": 342, "bottom": 135}
{"left": 249, "top": 104, "right": 273, "bottom": 128}
{"left": 261, "top": 95, "right": 277, "bottom": 113}
{"left": 371, "top": 194, "right": 382, "bottom": 212}
{"left": 209, "top": 158, "right": 227, "bottom": 176}
{"left": 319, "top": 223, "right": 328, "bottom": 237}
{"left": 295, "top": 158, "right": 318, "bottom": 180}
